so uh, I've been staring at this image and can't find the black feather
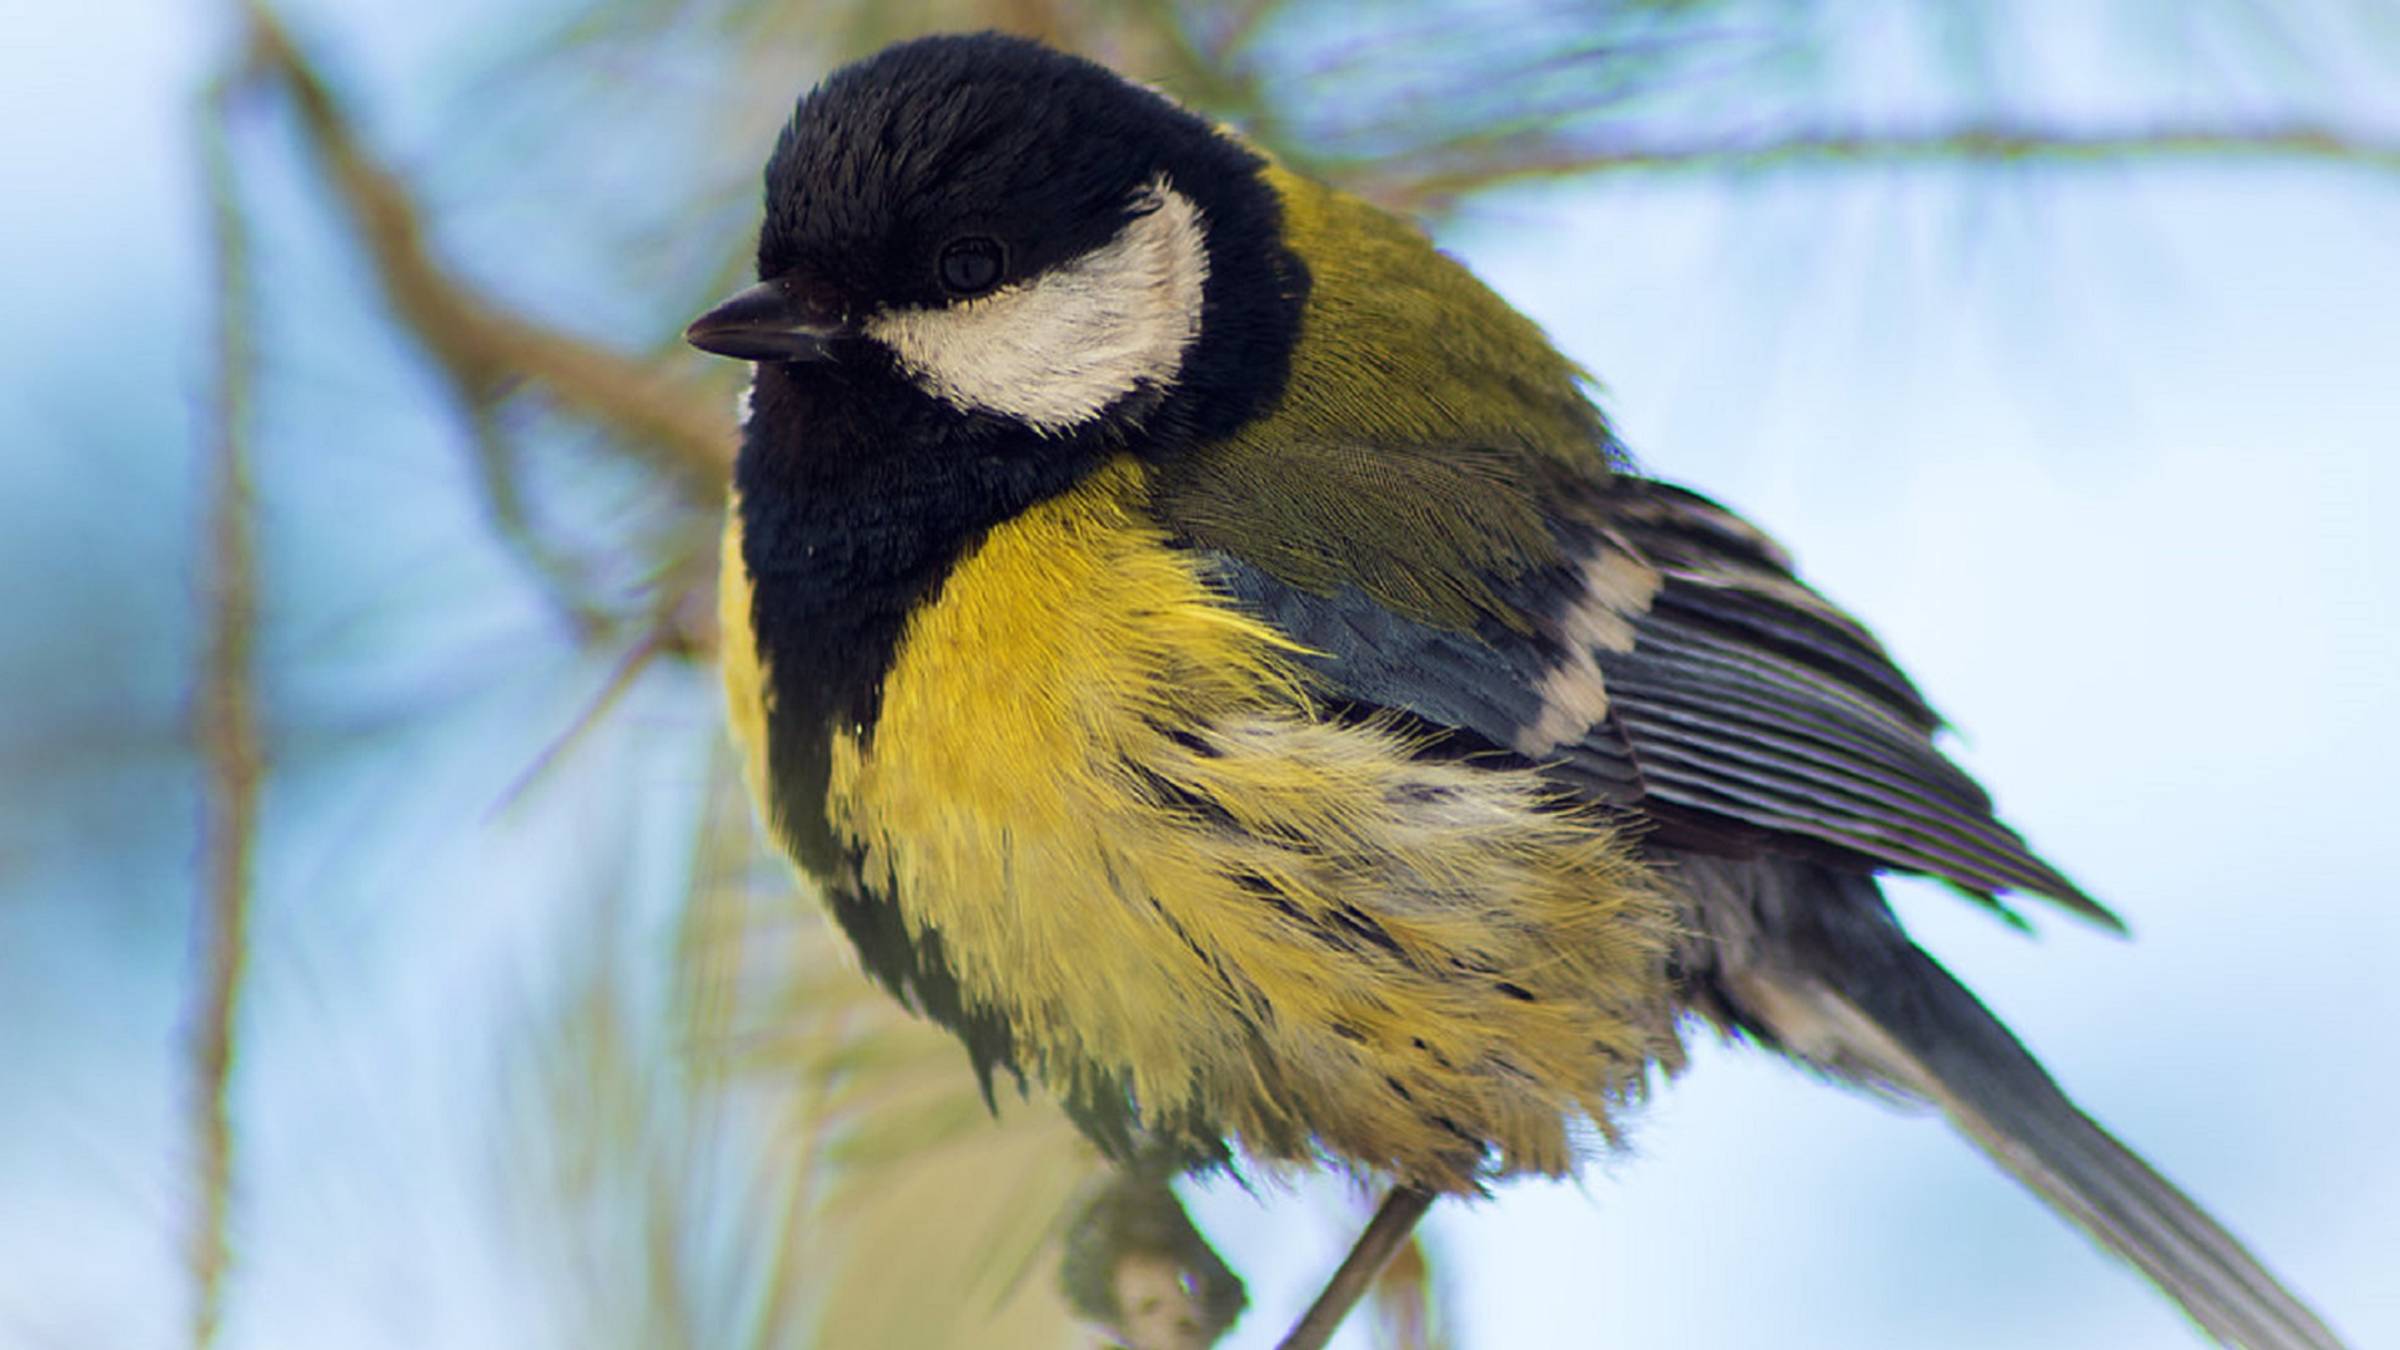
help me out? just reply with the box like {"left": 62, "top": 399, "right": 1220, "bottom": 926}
{"left": 1199, "top": 473, "right": 2116, "bottom": 925}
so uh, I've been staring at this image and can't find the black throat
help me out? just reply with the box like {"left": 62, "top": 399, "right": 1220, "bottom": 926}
{"left": 733, "top": 359, "right": 1108, "bottom": 867}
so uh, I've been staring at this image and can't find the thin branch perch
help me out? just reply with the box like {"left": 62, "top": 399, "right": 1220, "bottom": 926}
{"left": 1276, "top": 1185, "right": 1437, "bottom": 1350}
{"left": 188, "top": 62, "right": 266, "bottom": 1350}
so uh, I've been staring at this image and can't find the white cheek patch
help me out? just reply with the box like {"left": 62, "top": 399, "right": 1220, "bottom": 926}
{"left": 735, "top": 370, "right": 755, "bottom": 428}
{"left": 866, "top": 177, "right": 1210, "bottom": 435}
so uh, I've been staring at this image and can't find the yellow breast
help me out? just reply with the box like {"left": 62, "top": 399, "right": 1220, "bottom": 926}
{"left": 736, "top": 456, "right": 1678, "bottom": 1187}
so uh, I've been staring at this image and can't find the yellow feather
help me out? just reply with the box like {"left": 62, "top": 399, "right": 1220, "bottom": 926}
{"left": 716, "top": 496, "right": 775, "bottom": 818}
{"left": 823, "top": 456, "right": 1680, "bottom": 1188}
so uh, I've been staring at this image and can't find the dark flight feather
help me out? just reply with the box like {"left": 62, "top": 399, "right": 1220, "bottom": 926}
{"left": 1188, "top": 471, "right": 2117, "bottom": 927}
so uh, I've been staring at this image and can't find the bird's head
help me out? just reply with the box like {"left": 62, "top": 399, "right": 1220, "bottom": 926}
{"left": 687, "top": 33, "right": 1307, "bottom": 451}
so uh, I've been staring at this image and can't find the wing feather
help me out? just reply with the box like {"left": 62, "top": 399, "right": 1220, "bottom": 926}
{"left": 1183, "top": 471, "right": 2115, "bottom": 926}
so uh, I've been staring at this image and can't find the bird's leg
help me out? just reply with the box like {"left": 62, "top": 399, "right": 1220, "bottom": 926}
{"left": 1275, "top": 1183, "right": 1439, "bottom": 1350}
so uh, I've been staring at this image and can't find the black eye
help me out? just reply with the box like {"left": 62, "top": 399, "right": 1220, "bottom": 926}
{"left": 938, "top": 237, "right": 1005, "bottom": 296}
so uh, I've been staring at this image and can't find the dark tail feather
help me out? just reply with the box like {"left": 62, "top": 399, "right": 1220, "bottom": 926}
{"left": 1754, "top": 922, "right": 2344, "bottom": 1349}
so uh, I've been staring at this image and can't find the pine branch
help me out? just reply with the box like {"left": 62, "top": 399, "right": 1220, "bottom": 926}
{"left": 235, "top": 0, "right": 736, "bottom": 502}
{"left": 1358, "top": 118, "right": 2400, "bottom": 210}
{"left": 188, "top": 58, "right": 266, "bottom": 1350}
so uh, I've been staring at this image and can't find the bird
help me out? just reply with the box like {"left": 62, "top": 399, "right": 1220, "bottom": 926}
{"left": 685, "top": 31, "right": 2343, "bottom": 1349}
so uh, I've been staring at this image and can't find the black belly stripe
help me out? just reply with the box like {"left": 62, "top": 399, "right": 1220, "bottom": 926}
{"left": 733, "top": 360, "right": 1121, "bottom": 1118}
{"left": 735, "top": 358, "right": 1110, "bottom": 870}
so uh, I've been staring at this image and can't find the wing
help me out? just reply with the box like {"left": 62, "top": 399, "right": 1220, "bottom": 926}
{"left": 1159, "top": 457, "right": 2116, "bottom": 927}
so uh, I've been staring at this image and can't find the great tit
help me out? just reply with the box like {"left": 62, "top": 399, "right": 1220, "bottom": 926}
{"left": 686, "top": 32, "right": 2341, "bottom": 1350}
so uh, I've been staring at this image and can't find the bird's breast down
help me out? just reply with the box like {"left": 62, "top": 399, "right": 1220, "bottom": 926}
{"left": 725, "top": 456, "right": 1679, "bottom": 1188}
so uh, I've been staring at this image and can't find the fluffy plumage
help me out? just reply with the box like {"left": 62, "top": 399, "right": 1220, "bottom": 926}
{"left": 816, "top": 458, "right": 1674, "bottom": 1185}
{"left": 695, "top": 31, "right": 2343, "bottom": 1349}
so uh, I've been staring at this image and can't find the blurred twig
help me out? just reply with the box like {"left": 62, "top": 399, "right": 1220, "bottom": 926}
{"left": 461, "top": 401, "right": 616, "bottom": 639}
{"left": 488, "top": 556, "right": 717, "bottom": 817}
{"left": 188, "top": 55, "right": 267, "bottom": 1350}
{"left": 234, "top": 0, "right": 735, "bottom": 504}
{"left": 1357, "top": 117, "right": 2400, "bottom": 211}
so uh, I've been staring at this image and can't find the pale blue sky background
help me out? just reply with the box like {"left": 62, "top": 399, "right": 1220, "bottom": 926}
{"left": 2, "top": 1, "right": 2394, "bottom": 1347}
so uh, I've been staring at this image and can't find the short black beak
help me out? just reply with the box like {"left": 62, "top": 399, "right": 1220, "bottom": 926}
{"left": 684, "top": 278, "right": 855, "bottom": 362}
